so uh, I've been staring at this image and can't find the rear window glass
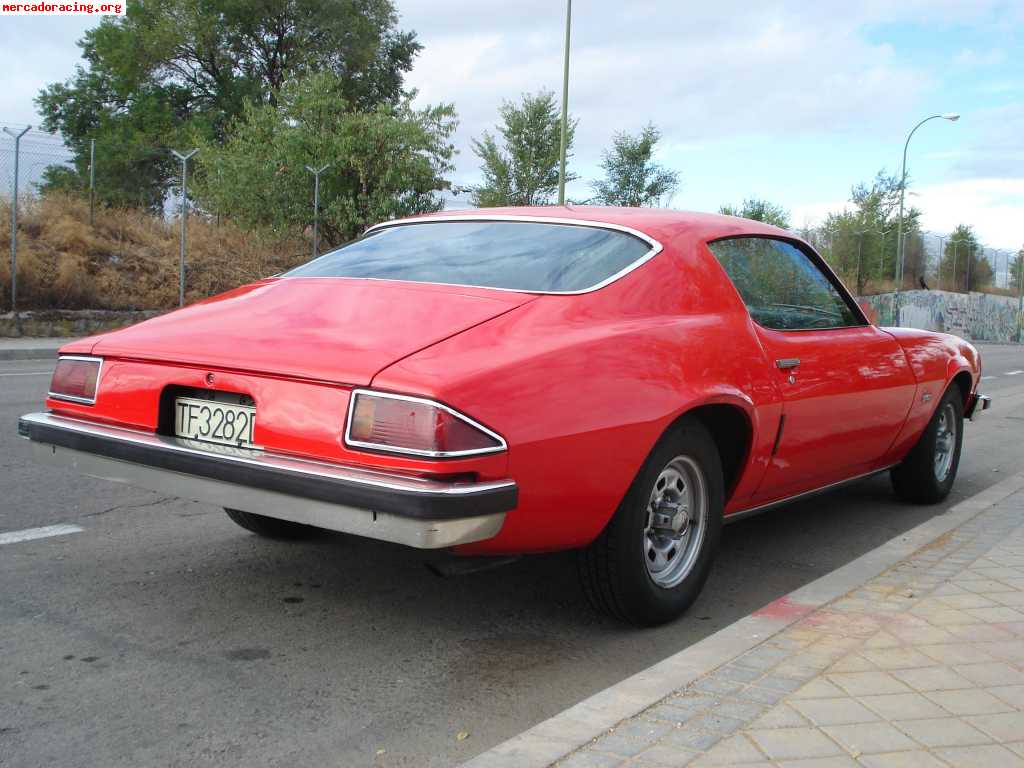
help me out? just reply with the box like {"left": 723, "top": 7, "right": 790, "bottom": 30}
{"left": 283, "top": 220, "right": 654, "bottom": 293}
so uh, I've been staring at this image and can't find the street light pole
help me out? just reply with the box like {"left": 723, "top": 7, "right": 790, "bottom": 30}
{"left": 894, "top": 113, "right": 959, "bottom": 323}
{"left": 557, "top": 0, "right": 572, "bottom": 206}
{"left": 170, "top": 148, "right": 198, "bottom": 308}
{"left": 3, "top": 125, "right": 30, "bottom": 319}
{"left": 937, "top": 235, "right": 946, "bottom": 289}
{"left": 305, "top": 164, "right": 330, "bottom": 258}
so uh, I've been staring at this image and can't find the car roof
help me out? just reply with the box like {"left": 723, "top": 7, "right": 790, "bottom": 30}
{"left": 375, "top": 206, "right": 798, "bottom": 247}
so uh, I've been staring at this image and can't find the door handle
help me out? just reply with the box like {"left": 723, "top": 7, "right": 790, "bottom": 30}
{"left": 776, "top": 358, "right": 801, "bottom": 369}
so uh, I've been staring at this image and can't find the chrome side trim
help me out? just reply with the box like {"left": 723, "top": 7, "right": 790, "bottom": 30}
{"left": 48, "top": 355, "right": 104, "bottom": 406}
{"left": 344, "top": 388, "right": 508, "bottom": 458}
{"left": 285, "top": 214, "right": 665, "bottom": 296}
{"left": 19, "top": 412, "right": 514, "bottom": 497}
{"left": 725, "top": 465, "right": 897, "bottom": 525}
{"left": 26, "top": 441, "right": 505, "bottom": 549}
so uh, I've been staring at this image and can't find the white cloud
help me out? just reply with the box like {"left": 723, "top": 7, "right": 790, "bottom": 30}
{"left": 793, "top": 178, "right": 1024, "bottom": 249}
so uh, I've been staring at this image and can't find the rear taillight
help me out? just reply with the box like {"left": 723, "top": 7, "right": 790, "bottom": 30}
{"left": 345, "top": 390, "right": 506, "bottom": 458}
{"left": 49, "top": 356, "right": 102, "bottom": 404}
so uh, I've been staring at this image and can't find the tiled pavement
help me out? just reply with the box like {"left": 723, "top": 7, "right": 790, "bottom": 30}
{"left": 554, "top": 490, "right": 1024, "bottom": 768}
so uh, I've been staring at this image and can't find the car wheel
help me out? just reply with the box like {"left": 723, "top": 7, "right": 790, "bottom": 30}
{"left": 891, "top": 386, "right": 964, "bottom": 504}
{"left": 224, "top": 508, "right": 323, "bottom": 539}
{"left": 578, "top": 418, "right": 724, "bottom": 627}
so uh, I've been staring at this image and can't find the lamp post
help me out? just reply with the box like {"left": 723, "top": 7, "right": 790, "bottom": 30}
{"left": 894, "top": 113, "right": 959, "bottom": 322}
{"left": 557, "top": 0, "right": 572, "bottom": 205}
{"left": 170, "top": 148, "right": 198, "bottom": 307}
{"left": 936, "top": 234, "right": 946, "bottom": 289}
{"left": 305, "top": 164, "right": 330, "bottom": 258}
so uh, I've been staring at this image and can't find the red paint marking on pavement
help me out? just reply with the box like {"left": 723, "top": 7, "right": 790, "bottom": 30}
{"left": 753, "top": 596, "right": 816, "bottom": 620}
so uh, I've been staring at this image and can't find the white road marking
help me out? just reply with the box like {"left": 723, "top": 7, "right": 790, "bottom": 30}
{"left": 1005, "top": 370, "right": 1024, "bottom": 376}
{"left": 0, "top": 524, "right": 84, "bottom": 545}
{"left": 981, "top": 376, "right": 997, "bottom": 381}
{"left": 0, "top": 371, "right": 52, "bottom": 377}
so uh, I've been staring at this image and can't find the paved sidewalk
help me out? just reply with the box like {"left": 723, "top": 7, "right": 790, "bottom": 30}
{"left": 0, "top": 337, "right": 74, "bottom": 360}
{"left": 468, "top": 477, "right": 1024, "bottom": 768}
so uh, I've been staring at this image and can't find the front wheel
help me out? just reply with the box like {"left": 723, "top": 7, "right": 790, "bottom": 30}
{"left": 891, "top": 386, "right": 964, "bottom": 504}
{"left": 578, "top": 419, "right": 724, "bottom": 626}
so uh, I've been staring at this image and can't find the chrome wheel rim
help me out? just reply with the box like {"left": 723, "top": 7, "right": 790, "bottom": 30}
{"left": 934, "top": 402, "right": 957, "bottom": 482}
{"left": 643, "top": 455, "right": 708, "bottom": 589}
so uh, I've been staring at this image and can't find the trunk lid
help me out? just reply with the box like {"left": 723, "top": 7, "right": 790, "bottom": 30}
{"left": 91, "top": 278, "right": 534, "bottom": 385}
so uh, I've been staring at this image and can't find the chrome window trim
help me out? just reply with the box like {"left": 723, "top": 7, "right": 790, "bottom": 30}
{"left": 345, "top": 388, "right": 508, "bottom": 459}
{"left": 284, "top": 214, "right": 665, "bottom": 296}
{"left": 48, "top": 355, "right": 104, "bottom": 406}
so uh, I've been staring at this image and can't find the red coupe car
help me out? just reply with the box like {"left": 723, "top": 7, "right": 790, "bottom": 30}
{"left": 19, "top": 207, "right": 990, "bottom": 625}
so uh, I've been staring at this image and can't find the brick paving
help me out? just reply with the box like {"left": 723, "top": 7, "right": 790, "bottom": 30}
{"left": 555, "top": 490, "right": 1024, "bottom": 768}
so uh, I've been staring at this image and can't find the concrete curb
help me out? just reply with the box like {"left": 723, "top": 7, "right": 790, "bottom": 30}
{"left": 463, "top": 471, "right": 1024, "bottom": 768}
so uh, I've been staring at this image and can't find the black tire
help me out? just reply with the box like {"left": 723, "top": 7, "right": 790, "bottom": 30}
{"left": 578, "top": 418, "right": 724, "bottom": 627}
{"left": 891, "top": 386, "right": 964, "bottom": 504}
{"left": 224, "top": 508, "right": 323, "bottom": 539}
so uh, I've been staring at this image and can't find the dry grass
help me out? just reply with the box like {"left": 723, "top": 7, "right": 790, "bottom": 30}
{"left": 0, "top": 194, "right": 307, "bottom": 310}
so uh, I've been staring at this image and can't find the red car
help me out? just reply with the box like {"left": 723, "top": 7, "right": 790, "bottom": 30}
{"left": 19, "top": 208, "right": 990, "bottom": 625}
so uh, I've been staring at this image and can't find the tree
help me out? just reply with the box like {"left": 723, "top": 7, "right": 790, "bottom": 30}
{"left": 1010, "top": 245, "right": 1024, "bottom": 291}
{"left": 36, "top": 0, "right": 420, "bottom": 210}
{"left": 470, "top": 91, "right": 576, "bottom": 207}
{"left": 590, "top": 124, "right": 678, "bottom": 207}
{"left": 195, "top": 72, "right": 456, "bottom": 246}
{"left": 940, "top": 224, "right": 992, "bottom": 292}
{"left": 719, "top": 198, "right": 790, "bottom": 229}
{"left": 814, "top": 171, "right": 923, "bottom": 294}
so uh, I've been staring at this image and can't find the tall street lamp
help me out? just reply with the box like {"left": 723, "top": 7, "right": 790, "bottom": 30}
{"left": 894, "top": 113, "right": 959, "bottom": 321}
{"left": 557, "top": 0, "right": 572, "bottom": 206}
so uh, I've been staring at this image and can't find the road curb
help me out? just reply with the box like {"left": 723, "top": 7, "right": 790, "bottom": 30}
{"left": 462, "top": 471, "right": 1024, "bottom": 768}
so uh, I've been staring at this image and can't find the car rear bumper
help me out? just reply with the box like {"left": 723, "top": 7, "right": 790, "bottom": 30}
{"left": 966, "top": 393, "right": 992, "bottom": 421}
{"left": 18, "top": 412, "right": 516, "bottom": 549}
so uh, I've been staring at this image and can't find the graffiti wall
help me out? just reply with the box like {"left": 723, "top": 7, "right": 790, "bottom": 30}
{"left": 857, "top": 290, "right": 1023, "bottom": 343}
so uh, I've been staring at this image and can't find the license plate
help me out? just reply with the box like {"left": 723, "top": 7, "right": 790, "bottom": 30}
{"left": 174, "top": 397, "right": 257, "bottom": 449}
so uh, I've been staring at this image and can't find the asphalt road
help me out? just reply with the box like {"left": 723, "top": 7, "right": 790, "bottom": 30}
{"left": 2, "top": 344, "right": 1023, "bottom": 768}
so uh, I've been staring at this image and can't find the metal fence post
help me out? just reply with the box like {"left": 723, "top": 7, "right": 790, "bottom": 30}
{"left": 305, "top": 164, "right": 329, "bottom": 259}
{"left": 89, "top": 138, "right": 96, "bottom": 227}
{"left": 170, "top": 148, "right": 198, "bottom": 307}
{"left": 3, "top": 125, "right": 30, "bottom": 320}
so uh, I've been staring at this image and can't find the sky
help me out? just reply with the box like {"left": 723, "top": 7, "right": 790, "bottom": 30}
{"left": 1, "top": 0, "right": 1022, "bottom": 250}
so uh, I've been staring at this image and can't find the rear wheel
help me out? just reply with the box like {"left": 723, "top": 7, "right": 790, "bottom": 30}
{"left": 891, "top": 386, "right": 964, "bottom": 504}
{"left": 578, "top": 419, "right": 724, "bottom": 626}
{"left": 224, "top": 508, "right": 323, "bottom": 539}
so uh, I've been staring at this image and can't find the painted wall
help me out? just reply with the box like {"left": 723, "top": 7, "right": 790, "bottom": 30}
{"left": 857, "top": 290, "right": 1023, "bottom": 343}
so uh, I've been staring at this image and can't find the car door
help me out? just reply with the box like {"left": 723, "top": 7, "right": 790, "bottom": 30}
{"left": 708, "top": 236, "right": 917, "bottom": 502}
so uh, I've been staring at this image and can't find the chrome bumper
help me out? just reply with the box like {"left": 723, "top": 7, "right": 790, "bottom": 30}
{"left": 966, "top": 393, "right": 992, "bottom": 421}
{"left": 18, "top": 412, "right": 515, "bottom": 549}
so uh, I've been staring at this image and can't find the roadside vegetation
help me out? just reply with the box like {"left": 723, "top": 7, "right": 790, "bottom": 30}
{"left": 0, "top": 194, "right": 304, "bottom": 310}
{"left": 5, "top": 0, "right": 1016, "bottom": 312}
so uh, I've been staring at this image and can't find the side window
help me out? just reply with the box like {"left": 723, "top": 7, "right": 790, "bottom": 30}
{"left": 708, "top": 237, "right": 863, "bottom": 331}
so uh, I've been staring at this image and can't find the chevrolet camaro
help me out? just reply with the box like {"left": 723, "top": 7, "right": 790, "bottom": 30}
{"left": 19, "top": 207, "right": 990, "bottom": 625}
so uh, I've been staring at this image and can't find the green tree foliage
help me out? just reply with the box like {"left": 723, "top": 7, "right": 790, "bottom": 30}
{"left": 719, "top": 198, "right": 790, "bottom": 228}
{"left": 470, "top": 91, "right": 576, "bottom": 207}
{"left": 591, "top": 124, "right": 679, "bottom": 207}
{"left": 195, "top": 72, "right": 456, "bottom": 246}
{"left": 1011, "top": 245, "right": 1024, "bottom": 291}
{"left": 36, "top": 0, "right": 420, "bottom": 210}
{"left": 940, "top": 224, "right": 992, "bottom": 291}
{"left": 817, "top": 171, "right": 920, "bottom": 294}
